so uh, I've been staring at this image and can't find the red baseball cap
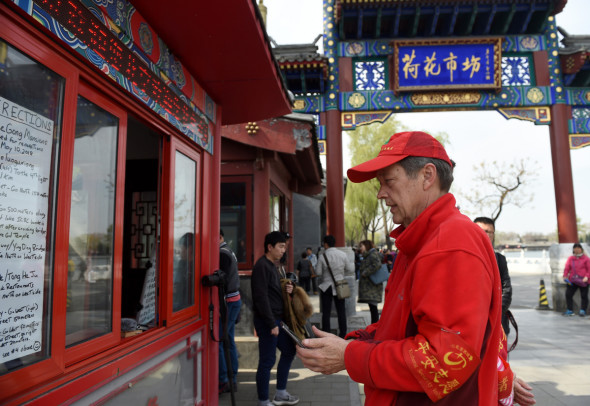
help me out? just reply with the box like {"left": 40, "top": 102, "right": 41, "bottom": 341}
{"left": 347, "top": 131, "right": 452, "bottom": 183}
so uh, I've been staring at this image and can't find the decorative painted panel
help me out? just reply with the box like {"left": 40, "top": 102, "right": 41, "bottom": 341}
{"left": 323, "top": 0, "right": 339, "bottom": 110}
{"left": 502, "top": 36, "right": 546, "bottom": 53}
{"left": 14, "top": 0, "right": 215, "bottom": 153}
{"left": 498, "top": 107, "right": 551, "bottom": 125}
{"left": 570, "top": 134, "right": 590, "bottom": 149}
{"left": 340, "top": 40, "right": 391, "bottom": 57}
{"left": 292, "top": 96, "right": 325, "bottom": 114}
{"left": 501, "top": 56, "right": 533, "bottom": 87}
{"left": 339, "top": 36, "right": 546, "bottom": 58}
{"left": 77, "top": 0, "right": 212, "bottom": 120}
{"left": 570, "top": 108, "right": 590, "bottom": 134}
{"left": 354, "top": 59, "right": 387, "bottom": 91}
{"left": 544, "top": 17, "right": 567, "bottom": 105}
{"left": 565, "top": 88, "right": 590, "bottom": 106}
{"left": 342, "top": 111, "right": 393, "bottom": 130}
{"left": 338, "top": 86, "right": 554, "bottom": 113}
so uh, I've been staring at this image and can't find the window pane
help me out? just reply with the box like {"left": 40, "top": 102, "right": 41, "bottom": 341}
{"left": 220, "top": 182, "right": 246, "bottom": 262}
{"left": 0, "top": 39, "right": 63, "bottom": 373}
{"left": 66, "top": 95, "right": 118, "bottom": 347}
{"left": 270, "top": 190, "right": 280, "bottom": 232}
{"left": 173, "top": 152, "right": 195, "bottom": 312}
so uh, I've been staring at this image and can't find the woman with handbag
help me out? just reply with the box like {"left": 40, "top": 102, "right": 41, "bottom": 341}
{"left": 358, "top": 240, "right": 385, "bottom": 324}
{"left": 563, "top": 243, "right": 590, "bottom": 316}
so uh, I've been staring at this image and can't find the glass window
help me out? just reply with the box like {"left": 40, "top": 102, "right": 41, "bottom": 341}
{"left": 220, "top": 182, "right": 247, "bottom": 263}
{"left": 270, "top": 188, "right": 282, "bottom": 232}
{"left": 0, "top": 39, "right": 63, "bottom": 374}
{"left": 66, "top": 95, "right": 118, "bottom": 347}
{"left": 173, "top": 152, "right": 196, "bottom": 312}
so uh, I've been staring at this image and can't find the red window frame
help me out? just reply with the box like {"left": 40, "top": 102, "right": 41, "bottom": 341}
{"left": 0, "top": 6, "right": 79, "bottom": 394}
{"left": 63, "top": 82, "right": 128, "bottom": 365}
{"left": 163, "top": 137, "right": 201, "bottom": 325}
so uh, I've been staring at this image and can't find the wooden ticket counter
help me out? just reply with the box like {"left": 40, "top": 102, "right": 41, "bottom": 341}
{"left": 0, "top": 1, "right": 290, "bottom": 404}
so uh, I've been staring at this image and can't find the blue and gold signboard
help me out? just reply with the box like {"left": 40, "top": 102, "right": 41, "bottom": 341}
{"left": 392, "top": 39, "right": 502, "bottom": 93}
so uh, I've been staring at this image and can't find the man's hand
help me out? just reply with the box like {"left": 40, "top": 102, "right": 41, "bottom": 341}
{"left": 514, "top": 376, "right": 535, "bottom": 405}
{"left": 271, "top": 326, "right": 279, "bottom": 336}
{"left": 296, "top": 326, "right": 350, "bottom": 375}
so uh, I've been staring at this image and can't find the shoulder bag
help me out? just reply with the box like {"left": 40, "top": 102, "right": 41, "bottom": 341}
{"left": 369, "top": 263, "right": 390, "bottom": 285}
{"left": 323, "top": 253, "right": 351, "bottom": 299}
{"left": 570, "top": 260, "right": 588, "bottom": 287}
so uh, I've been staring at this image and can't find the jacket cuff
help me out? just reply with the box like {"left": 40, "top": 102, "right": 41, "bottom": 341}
{"left": 345, "top": 339, "right": 377, "bottom": 387}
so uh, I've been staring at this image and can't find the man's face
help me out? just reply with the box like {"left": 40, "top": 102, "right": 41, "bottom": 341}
{"left": 306, "top": 248, "right": 312, "bottom": 255}
{"left": 376, "top": 163, "right": 426, "bottom": 227}
{"left": 267, "top": 242, "right": 286, "bottom": 261}
{"left": 475, "top": 222, "right": 495, "bottom": 244}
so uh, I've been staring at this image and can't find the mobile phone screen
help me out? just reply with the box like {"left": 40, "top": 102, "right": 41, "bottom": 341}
{"left": 280, "top": 321, "right": 309, "bottom": 349}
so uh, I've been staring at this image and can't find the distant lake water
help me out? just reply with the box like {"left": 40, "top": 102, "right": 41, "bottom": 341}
{"left": 502, "top": 250, "right": 548, "bottom": 259}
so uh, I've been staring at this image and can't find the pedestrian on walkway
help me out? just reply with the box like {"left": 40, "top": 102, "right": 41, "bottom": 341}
{"left": 357, "top": 240, "right": 383, "bottom": 324}
{"left": 297, "top": 131, "right": 513, "bottom": 405}
{"left": 218, "top": 229, "right": 241, "bottom": 394}
{"left": 296, "top": 252, "right": 313, "bottom": 294}
{"left": 306, "top": 247, "right": 319, "bottom": 294}
{"left": 474, "top": 217, "right": 513, "bottom": 335}
{"left": 251, "top": 231, "right": 300, "bottom": 406}
{"left": 314, "top": 235, "right": 354, "bottom": 338}
{"left": 562, "top": 242, "right": 590, "bottom": 317}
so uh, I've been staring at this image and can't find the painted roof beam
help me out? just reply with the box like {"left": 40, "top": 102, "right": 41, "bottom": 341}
{"left": 430, "top": 6, "right": 441, "bottom": 37}
{"left": 501, "top": 4, "right": 517, "bottom": 35}
{"left": 376, "top": 7, "right": 382, "bottom": 38}
{"left": 393, "top": 4, "right": 401, "bottom": 37}
{"left": 448, "top": 5, "right": 460, "bottom": 36}
{"left": 465, "top": 4, "right": 478, "bottom": 35}
{"left": 484, "top": 4, "right": 497, "bottom": 35}
{"left": 357, "top": 8, "right": 364, "bottom": 40}
{"left": 300, "top": 71, "right": 307, "bottom": 94}
{"left": 520, "top": 2, "right": 536, "bottom": 34}
{"left": 410, "top": 6, "right": 420, "bottom": 37}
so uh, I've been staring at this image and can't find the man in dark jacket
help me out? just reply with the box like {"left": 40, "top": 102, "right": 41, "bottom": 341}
{"left": 474, "top": 217, "right": 513, "bottom": 336}
{"left": 251, "top": 231, "right": 299, "bottom": 406}
{"left": 218, "top": 230, "right": 241, "bottom": 394}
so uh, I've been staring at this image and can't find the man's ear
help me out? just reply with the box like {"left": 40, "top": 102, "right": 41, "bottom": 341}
{"left": 422, "top": 163, "right": 437, "bottom": 190}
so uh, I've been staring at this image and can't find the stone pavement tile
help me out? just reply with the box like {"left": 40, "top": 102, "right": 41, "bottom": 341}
{"left": 219, "top": 356, "right": 360, "bottom": 406}
{"left": 509, "top": 308, "right": 590, "bottom": 405}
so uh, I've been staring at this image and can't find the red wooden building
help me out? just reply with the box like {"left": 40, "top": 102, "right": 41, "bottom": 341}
{"left": 0, "top": 0, "right": 290, "bottom": 404}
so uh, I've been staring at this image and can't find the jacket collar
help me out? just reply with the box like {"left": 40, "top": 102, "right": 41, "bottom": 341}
{"left": 391, "top": 193, "right": 457, "bottom": 258}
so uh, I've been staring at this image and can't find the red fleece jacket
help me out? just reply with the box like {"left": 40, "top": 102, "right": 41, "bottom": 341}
{"left": 345, "top": 194, "right": 504, "bottom": 405}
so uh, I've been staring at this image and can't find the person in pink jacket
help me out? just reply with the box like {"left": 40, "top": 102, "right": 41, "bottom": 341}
{"left": 297, "top": 131, "right": 516, "bottom": 405}
{"left": 562, "top": 243, "right": 590, "bottom": 317}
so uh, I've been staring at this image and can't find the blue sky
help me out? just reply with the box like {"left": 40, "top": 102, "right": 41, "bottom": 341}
{"left": 264, "top": 0, "right": 590, "bottom": 235}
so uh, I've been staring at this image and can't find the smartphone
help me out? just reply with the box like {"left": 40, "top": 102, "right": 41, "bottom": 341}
{"left": 280, "top": 321, "right": 309, "bottom": 349}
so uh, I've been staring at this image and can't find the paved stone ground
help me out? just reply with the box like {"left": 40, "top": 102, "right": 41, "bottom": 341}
{"left": 220, "top": 273, "right": 590, "bottom": 406}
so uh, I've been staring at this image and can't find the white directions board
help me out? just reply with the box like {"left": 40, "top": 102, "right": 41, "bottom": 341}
{"left": 0, "top": 96, "right": 54, "bottom": 363}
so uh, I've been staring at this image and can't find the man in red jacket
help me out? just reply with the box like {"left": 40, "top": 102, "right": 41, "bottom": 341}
{"left": 298, "top": 131, "right": 511, "bottom": 405}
